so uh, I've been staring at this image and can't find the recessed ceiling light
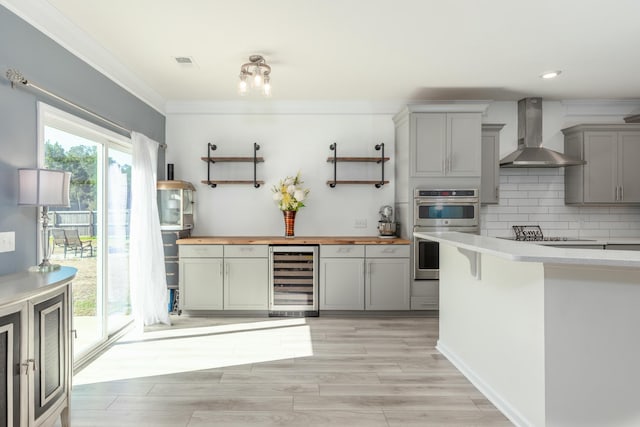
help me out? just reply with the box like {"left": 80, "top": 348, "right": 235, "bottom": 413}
{"left": 174, "top": 56, "right": 193, "bottom": 64}
{"left": 540, "top": 70, "right": 562, "bottom": 79}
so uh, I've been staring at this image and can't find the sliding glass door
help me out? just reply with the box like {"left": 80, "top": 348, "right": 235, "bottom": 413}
{"left": 40, "top": 103, "right": 133, "bottom": 363}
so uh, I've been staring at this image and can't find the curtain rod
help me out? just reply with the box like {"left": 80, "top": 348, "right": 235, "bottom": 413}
{"left": 5, "top": 68, "right": 166, "bottom": 149}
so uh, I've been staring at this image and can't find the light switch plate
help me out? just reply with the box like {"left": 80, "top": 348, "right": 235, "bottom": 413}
{"left": 0, "top": 232, "right": 15, "bottom": 253}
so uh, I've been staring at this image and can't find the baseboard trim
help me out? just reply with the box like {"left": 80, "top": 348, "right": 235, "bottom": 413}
{"left": 436, "top": 340, "right": 532, "bottom": 427}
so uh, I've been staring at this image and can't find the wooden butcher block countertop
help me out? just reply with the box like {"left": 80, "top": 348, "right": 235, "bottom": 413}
{"left": 177, "top": 236, "right": 410, "bottom": 245}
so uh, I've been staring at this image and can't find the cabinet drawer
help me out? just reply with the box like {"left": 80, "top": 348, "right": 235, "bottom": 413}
{"left": 224, "top": 245, "right": 268, "bottom": 258}
{"left": 411, "top": 296, "right": 438, "bottom": 310}
{"left": 365, "top": 245, "right": 410, "bottom": 258}
{"left": 179, "top": 245, "right": 223, "bottom": 258}
{"left": 321, "top": 245, "right": 365, "bottom": 258}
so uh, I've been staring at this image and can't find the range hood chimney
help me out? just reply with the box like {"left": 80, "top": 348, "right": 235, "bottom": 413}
{"left": 499, "top": 97, "right": 585, "bottom": 168}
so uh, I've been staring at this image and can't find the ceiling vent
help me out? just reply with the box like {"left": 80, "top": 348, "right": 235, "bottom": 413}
{"left": 173, "top": 56, "right": 197, "bottom": 67}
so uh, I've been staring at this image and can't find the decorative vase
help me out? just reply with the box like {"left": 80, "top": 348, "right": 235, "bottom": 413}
{"left": 283, "top": 210, "right": 296, "bottom": 237}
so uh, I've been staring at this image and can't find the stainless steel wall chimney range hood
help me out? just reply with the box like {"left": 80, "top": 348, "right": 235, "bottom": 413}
{"left": 499, "top": 97, "right": 586, "bottom": 168}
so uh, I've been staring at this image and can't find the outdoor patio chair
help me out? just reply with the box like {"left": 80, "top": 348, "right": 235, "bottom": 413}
{"left": 64, "top": 229, "right": 93, "bottom": 258}
{"left": 51, "top": 228, "right": 69, "bottom": 258}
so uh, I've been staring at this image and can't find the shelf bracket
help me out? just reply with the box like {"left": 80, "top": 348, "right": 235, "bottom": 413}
{"left": 375, "top": 143, "right": 385, "bottom": 188}
{"left": 329, "top": 143, "right": 337, "bottom": 188}
{"left": 458, "top": 247, "right": 481, "bottom": 280}
{"left": 253, "top": 142, "right": 261, "bottom": 188}
{"left": 207, "top": 143, "right": 217, "bottom": 188}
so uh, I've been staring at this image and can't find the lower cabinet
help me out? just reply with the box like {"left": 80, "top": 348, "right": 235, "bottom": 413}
{"left": 320, "top": 246, "right": 365, "bottom": 310}
{"left": 179, "top": 245, "right": 268, "bottom": 311}
{"left": 320, "top": 245, "right": 410, "bottom": 311}
{"left": 179, "top": 243, "right": 411, "bottom": 312}
{"left": 0, "top": 282, "right": 71, "bottom": 427}
{"left": 365, "top": 246, "right": 411, "bottom": 310}
{"left": 224, "top": 246, "right": 269, "bottom": 310}
{"left": 180, "top": 257, "right": 224, "bottom": 310}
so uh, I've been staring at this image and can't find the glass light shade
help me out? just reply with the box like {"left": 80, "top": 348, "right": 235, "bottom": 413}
{"left": 263, "top": 77, "right": 272, "bottom": 97}
{"left": 238, "top": 79, "right": 248, "bottom": 95}
{"left": 253, "top": 67, "right": 263, "bottom": 88}
{"left": 18, "top": 168, "right": 71, "bottom": 207}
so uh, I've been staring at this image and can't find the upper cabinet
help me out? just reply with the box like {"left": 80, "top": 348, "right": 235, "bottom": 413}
{"left": 481, "top": 124, "right": 505, "bottom": 204}
{"left": 410, "top": 113, "right": 482, "bottom": 177}
{"left": 563, "top": 124, "right": 640, "bottom": 205}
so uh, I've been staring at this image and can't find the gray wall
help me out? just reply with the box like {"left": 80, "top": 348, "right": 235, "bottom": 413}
{"left": 0, "top": 6, "right": 166, "bottom": 275}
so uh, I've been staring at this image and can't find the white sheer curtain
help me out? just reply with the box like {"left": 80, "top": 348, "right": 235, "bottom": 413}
{"left": 130, "top": 131, "right": 170, "bottom": 329}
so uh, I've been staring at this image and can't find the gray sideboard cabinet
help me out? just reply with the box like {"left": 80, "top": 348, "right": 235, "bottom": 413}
{"left": 0, "top": 267, "right": 75, "bottom": 427}
{"left": 563, "top": 124, "right": 640, "bottom": 205}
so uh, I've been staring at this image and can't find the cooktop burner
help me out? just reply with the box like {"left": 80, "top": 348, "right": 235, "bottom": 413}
{"left": 509, "top": 225, "right": 594, "bottom": 242}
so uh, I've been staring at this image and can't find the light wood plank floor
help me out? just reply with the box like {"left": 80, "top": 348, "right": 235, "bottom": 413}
{"left": 59, "top": 316, "right": 512, "bottom": 426}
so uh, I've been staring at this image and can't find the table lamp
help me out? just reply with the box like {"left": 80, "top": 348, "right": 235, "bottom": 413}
{"left": 18, "top": 168, "right": 71, "bottom": 272}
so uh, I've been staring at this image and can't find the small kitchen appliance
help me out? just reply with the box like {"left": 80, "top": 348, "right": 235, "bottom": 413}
{"left": 377, "top": 205, "right": 397, "bottom": 237}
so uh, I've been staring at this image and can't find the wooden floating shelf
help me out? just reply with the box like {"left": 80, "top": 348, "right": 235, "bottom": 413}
{"left": 326, "top": 157, "right": 390, "bottom": 163}
{"left": 202, "top": 180, "right": 266, "bottom": 185}
{"left": 204, "top": 142, "right": 263, "bottom": 188}
{"left": 326, "top": 180, "right": 390, "bottom": 186}
{"left": 201, "top": 157, "right": 265, "bottom": 163}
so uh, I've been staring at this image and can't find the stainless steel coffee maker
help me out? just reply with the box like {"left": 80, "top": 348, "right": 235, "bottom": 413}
{"left": 377, "top": 205, "right": 397, "bottom": 237}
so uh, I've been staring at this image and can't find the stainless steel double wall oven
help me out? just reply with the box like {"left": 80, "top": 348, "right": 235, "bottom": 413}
{"left": 413, "top": 189, "right": 479, "bottom": 279}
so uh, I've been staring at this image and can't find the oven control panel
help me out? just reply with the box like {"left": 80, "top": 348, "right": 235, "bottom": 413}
{"left": 414, "top": 189, "right": 477, "bottom": 198}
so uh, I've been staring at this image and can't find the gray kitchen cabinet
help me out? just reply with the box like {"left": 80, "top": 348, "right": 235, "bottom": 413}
{"left": 411, "top": 113, "right": 481, "bottom": 177}
{"left": 180, "top": 245, "right": 269, "bottom": 311}
{"left": 319, "top": 245, "right": 365, "bottom": 310}
{"left": 606, "top": 244, "right": 640, "bottom": 251}
{"left": 481, "top": 124, "right": 505, "bottom": 204}
{"left": 563, "top": 124, "right": 640, "bottom": 205}
{"left": 179, "top": 245, "right": 224, "bottom": 310}
{"left": 544, "top": 244, "right": 606, "bottom": 250}
{"left": 224, "top": 245, "right": 269, "bottom": 310}
{"left": 364, "top": 245, "right": 410, "bottom": 310}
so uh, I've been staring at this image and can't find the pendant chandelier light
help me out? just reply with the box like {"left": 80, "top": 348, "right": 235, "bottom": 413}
{"left": 238, "top": 55, "right": 272, "bottom": 97}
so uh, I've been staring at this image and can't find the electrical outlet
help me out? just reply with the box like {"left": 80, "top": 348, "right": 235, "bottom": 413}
{"left": 354, "top": 219, "right": 367, "bottom": 229}
{"left": 0, "top": 232, "right": 15, "bottom": 253}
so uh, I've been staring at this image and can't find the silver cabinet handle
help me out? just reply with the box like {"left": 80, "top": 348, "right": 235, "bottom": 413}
{"left": 621, "top": 186, "right": 624, "bottom": 201}
{"left": 495, "top": 186, "right": 499, "bottom": 200}
{"left": 615, "top": 186, "right": 619, "bottom": 201}
{"left": 225, "top": 263, "right": 229, "bottom": 278}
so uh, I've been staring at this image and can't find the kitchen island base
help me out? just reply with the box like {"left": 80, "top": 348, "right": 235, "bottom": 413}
{"left": 432, "top": 237, "right": 640, "bottom": 427}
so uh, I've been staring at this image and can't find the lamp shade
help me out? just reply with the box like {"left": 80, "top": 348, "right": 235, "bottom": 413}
{"left": 18, "top": 168, "right": 71, "bottom": 207}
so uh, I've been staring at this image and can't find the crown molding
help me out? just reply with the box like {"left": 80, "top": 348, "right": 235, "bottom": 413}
{"left": 165, "top": 100, "right": 405, "bottom": 115}
{"left": 1, "top": 0, "right": 165, "bottom": 114}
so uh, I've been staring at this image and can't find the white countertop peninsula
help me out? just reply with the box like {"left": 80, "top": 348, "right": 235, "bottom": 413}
{"left": 414, "top": 231, "right": 640, "bottom": 427}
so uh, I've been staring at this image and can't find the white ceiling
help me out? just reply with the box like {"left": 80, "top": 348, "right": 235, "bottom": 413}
{"left": 5, "top": 0, "right": 640, "bottom": 112}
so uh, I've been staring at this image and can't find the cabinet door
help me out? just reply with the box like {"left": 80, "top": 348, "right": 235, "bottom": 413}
{"left": 179, "top": 258, "right": 224, "bottom": 310}
{"left": 447, "top": 113, "right": 482, "bottom": 176}
{"left": 365, "top": 258, "right": 410, "bottom": 310}
{"left": 224, "top": 258, "right": 268, "bottom": 310}
{"left": 481, "top": 131, "right": 500, "bottom": 204}
{"left": 411, "top": 113, "right": 446, "bottom": 176}
{"left": 319, "top": 258, "right": 365, "bottom": 310}
{"left": 618, "top": 132, "right": 640, "bottom": 203}
{"left": 30, "top": 289, "right": 68, "bottom": 424}
{"left": 0, "top": 304, "right": 24, "bottom": 427}
{"left": 583, "top": 132, "right": 618, "bottom": 203}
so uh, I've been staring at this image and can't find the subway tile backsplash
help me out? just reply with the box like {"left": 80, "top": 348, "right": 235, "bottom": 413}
{"left": 480, "top": 168, "right": 640, "bottom": 238}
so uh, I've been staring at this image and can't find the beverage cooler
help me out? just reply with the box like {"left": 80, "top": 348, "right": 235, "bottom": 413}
{"left": 269, "top": 245, "right": 319, "bottom": 317}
